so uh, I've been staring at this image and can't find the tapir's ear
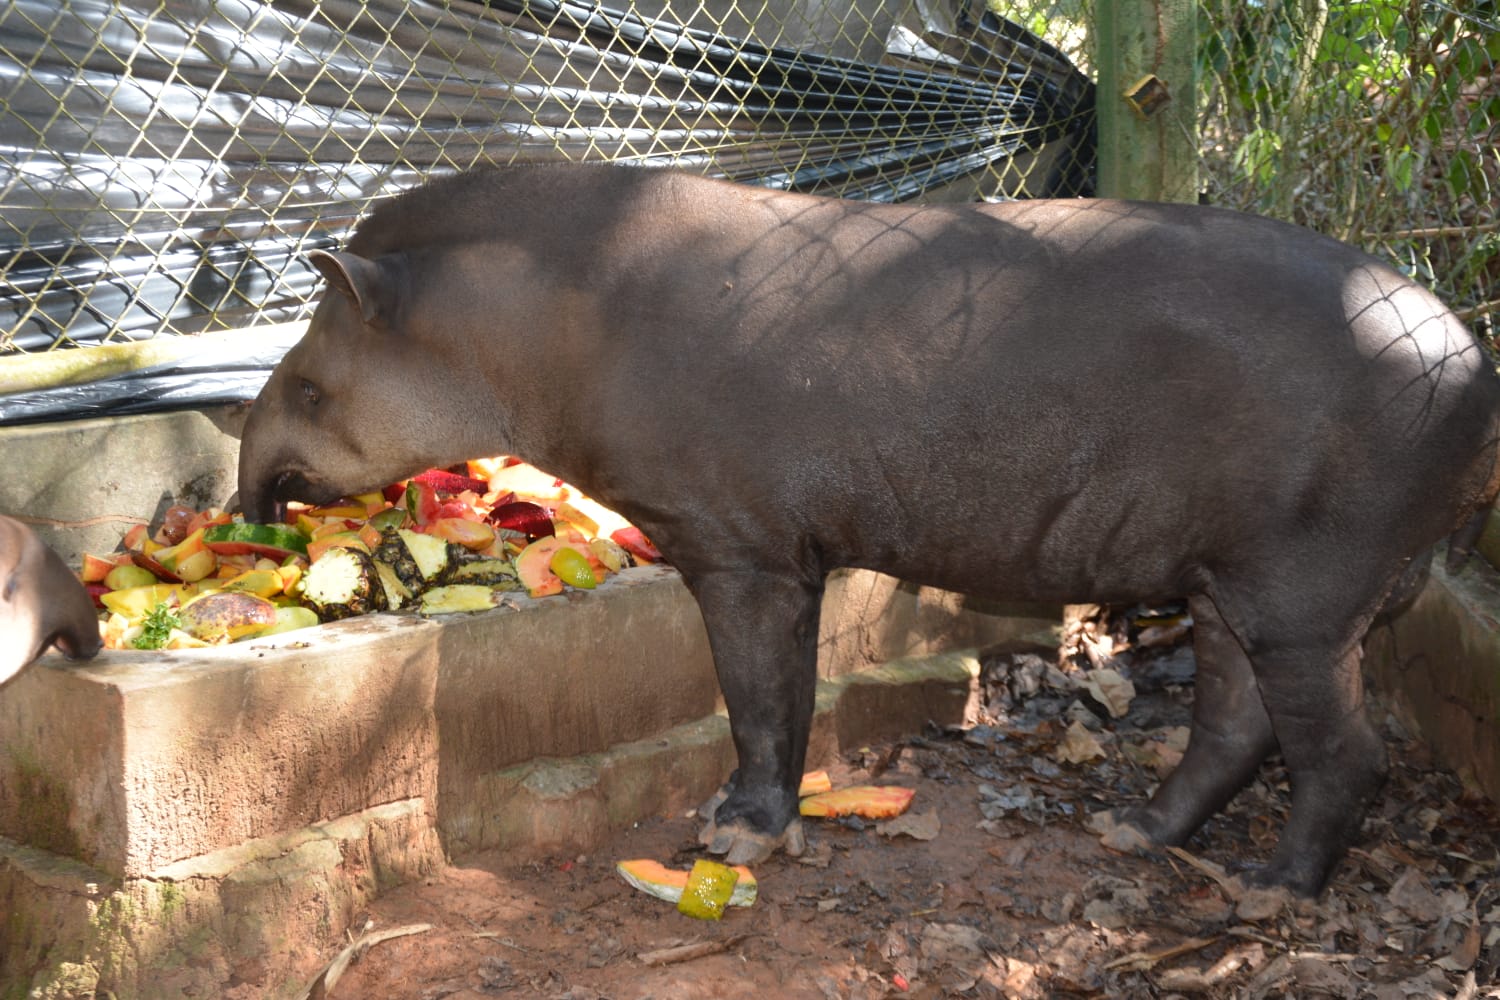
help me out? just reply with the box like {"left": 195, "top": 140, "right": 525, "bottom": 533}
{"left": 307, "top": 249, "right": 403, "bottom": 328}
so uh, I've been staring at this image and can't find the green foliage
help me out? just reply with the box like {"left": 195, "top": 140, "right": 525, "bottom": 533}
{"left": 1198, "top": 0, "right": 1498, "bottom": 342}
{"left": 133, "top": 602, "right": 181, "bottom": 650}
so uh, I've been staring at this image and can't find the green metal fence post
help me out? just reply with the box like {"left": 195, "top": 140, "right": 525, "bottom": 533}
{"left": 1094, "top": 0, "right": 1199, "bottom": 203}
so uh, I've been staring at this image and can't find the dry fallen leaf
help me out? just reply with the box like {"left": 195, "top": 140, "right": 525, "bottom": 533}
{"left": 878, "top": 808, "right": 941, "bottom": 842}
{"left": 1056, "top": 719, "right": 1106, "bottom": 763}
{"left": 1081, "top": 668, "right": 1135, "bottom": 718}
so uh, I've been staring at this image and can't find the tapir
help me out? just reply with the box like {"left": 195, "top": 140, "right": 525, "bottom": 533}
{"left": 0, "top": 514, "right": 102, "bottom": 685}
{"left": 238, "top": 163, "right": 1500, "bottom": 896}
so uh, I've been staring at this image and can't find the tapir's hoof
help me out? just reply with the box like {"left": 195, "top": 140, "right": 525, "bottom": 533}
{"left": 1227, "top": 876, "right": 1299, "bottom": 922}
{"left": 699, "top": 815, "right": 807, "bottom": 865}
{"left": 1087, "top": 809, "right": 1157, "bottom": 854}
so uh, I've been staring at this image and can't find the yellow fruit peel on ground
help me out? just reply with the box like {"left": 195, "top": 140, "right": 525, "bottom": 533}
{"left": 676, "top": 859, "right": 741, "bottom": 920}
{"left": 798, "top": 785, "right": 916, "bottom": 819}
{"left": 615, "top": 858, "right": 756, "bottom": 909}
{"left": 798, "top": 769, "right": 834, "bottom": 797}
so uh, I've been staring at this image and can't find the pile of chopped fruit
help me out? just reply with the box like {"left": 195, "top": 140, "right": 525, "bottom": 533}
{"left": 79, "top": 457, "right": 663, "bottom": 651}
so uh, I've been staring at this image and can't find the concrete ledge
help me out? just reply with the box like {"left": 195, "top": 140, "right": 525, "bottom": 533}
{"left": 1367, "top": 555, "right": 1500, "bottom": 802}
{"left": 6, "top": 650, "right": 988, "bottom": 999}
{"left": 465, "top": 650, "right": 983, "bottom": 859}
{"left": 3, "top": 799, "right": 442, "bottom": 1000}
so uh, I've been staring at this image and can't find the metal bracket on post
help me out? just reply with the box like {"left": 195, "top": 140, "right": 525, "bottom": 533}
{"left": 1123, "top": 74, "right": 1172, "bottom": 119}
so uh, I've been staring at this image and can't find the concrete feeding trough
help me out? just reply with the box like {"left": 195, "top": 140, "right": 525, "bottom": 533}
{"left": 0, "top": 405, "right": 1065, "bottom": 998}
{"left": 1, "top": 405, "right": 1497, "bottom": 999}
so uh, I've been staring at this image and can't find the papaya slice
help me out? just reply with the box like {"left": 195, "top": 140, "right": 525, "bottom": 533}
{"left": 798, "top": 770, "right": 834, "bottom": 798}
{"left": 798, "top": 785, "right": 916, "bottom": 819}
{"left": 616, "top": 859, "right": 757, "bottom": 908}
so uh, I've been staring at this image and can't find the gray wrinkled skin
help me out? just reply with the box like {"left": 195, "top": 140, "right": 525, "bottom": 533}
{"left": 238, "top": 164, "right": 1500, "bottom": 896}
{"left": 0, "top": 515, "right": 102, "bottom": 686}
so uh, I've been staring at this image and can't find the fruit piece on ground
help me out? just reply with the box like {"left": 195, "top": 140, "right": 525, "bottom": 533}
{"left": 798, "top": 785, "right": 915, "bottom": 819}
{"left": 245, "top": 605, "right": 321, "bottom": 639}
{"left": 616, "top": 859, "right": 756, "bottom": 908}
{"left": 177, "top": 591, "right": 279, "bottom": 642}
{"left": 298, "top": 547, "right": 387, "bottom": 621}
{"left": 203, "top": 522, "right": 310, "bottom": 561}
{"left": 798, "top": 770, "right": 834, "bottom": 797}
{"left": 418, "top": 584, "right": 498, "bottom": 615}
{"left": 514, "top": 536, "right": 567, "bottom": 597}
{"left": 430, "top": 517, "right": 496, "bottom": 551}
{"left": 105, "top": 563, "right": 158, "bottom": 592}
{"left": 677, "top": 859, "right": 743, "bottom": 920}
{"left": 611, "top": 526, "right": 663, "bottom": 563}
{"left": 549, "top": 545, "right": 597, "bottom": 589}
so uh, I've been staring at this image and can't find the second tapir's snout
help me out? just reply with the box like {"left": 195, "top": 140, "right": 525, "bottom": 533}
{"left": 0, "top": 515, "right": 102, "bottom": 687}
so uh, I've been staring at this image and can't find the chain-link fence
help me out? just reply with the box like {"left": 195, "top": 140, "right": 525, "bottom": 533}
{"left": 991, "top": 0, "right": 1496, "bottom": 352}
{"left": 1, "top": 0, "right": 1495, "bottom": 421}
{"left": 0, "top": 0, "right": 1095, "bottom": 412}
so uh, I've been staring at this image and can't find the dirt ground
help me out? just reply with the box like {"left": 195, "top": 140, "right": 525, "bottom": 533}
{"left": 315, "top": 608, "right": 1500, "bottom": 1000}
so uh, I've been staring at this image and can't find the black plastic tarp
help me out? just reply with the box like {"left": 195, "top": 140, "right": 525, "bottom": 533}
{"left": 0, "top": 0, "right": 1093, "bottom": 423}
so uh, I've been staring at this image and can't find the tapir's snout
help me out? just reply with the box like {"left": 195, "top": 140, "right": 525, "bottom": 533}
{"left": 0, "top": 516, "right": 102, "bottom": 687}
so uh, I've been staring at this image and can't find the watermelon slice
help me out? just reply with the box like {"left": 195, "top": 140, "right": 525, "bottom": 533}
{"left": 202, "top": 522, "right": 309, "bottom": 561}
{"left": 611, "top": 526, "right": 663, "bottom": 563}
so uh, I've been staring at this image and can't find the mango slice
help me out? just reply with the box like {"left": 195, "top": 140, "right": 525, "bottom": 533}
{"left": 798, "top": 785, "right": 916, "bottom": 819}
{"left": 616, "top": 858, "right": 757, "bottom": 908}
{"left": 177, "top": 591, "right": 279, "bottom": 642}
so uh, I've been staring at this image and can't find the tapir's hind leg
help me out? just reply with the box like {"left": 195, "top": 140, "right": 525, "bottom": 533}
{"left": 688, "top": 569, "right": 822, "bottom": 865}
{"left": 1109, "top": 581, "right": 1388, "bottom": 897}
{"left": 1238, "top": 634, "right": 1386, "bottom": 894}
{"left": 1104, "top": 593, "right": 1278, "bottom": 849}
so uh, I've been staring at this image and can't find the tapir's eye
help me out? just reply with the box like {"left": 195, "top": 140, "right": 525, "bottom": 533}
{"left": 301, "top": 379, "right": 320, "bottom": 405}
{"left": 2, "top": 572, "right": 16, "bottom": 603}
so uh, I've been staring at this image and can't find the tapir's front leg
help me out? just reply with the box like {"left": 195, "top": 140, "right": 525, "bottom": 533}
{"left": 689, "top": 569, "right": 822, "bottom": 865}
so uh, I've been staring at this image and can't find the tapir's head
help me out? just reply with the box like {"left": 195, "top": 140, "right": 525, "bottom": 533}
{"left": 0, "top": 516, "right": 102, "bottom": 687}
{"left": 238, "top": 248, "right": 504, "bottom": 523}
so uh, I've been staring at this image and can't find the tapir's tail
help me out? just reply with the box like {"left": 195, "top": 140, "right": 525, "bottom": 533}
{"left": 1443, "top": 430, "right": 1500, "bottom": 575}
{"left": 1444, "top": 508, "right": 1489, "bottom": 574}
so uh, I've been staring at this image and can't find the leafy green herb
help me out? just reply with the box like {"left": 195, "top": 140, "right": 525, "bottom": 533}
{"left": 133, "top": 602, "right": 181, "bottom": 651}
